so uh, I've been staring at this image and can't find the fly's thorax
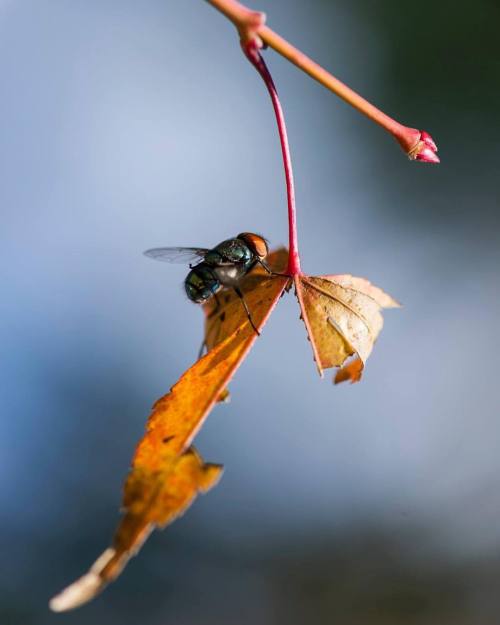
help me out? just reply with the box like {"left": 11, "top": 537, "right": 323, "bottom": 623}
{"left": 185, "top": 264, "right": 220, "bottom": 303}
{"left": 205, "top": 238, "right": 253, "bottom": 266}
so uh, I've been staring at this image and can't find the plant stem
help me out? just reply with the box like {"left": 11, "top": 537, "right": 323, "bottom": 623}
{"left": 243, "top": 41, "right": 301, "bottom": 276}
{"left": 205, "top": 0, "right": 437, "bottom": 159}
{"left": 258, "top": 26, "right": 418, "bottom": 151}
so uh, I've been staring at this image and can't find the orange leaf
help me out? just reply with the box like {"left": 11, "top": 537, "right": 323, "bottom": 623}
{"left": 333, "top": 356, "right": 364, "bottom": 384}
{"left": 203, "top": 248, "right": 289, "bottom": 401}
{"left": 49, "top": 446, "right": 221, "bottom": 612}
{"left": 294, "top": 273, "right": 399, "bottom": 383}
{"left": 50, "top": 251, "right": 290, "bottom": 611}
{"left": 204, "top": 248, "right": 289, "bottom": 350}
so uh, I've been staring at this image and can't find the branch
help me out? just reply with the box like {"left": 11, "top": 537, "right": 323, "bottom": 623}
{"left": 206, "top": 0, "right": 439, "bottom": 163}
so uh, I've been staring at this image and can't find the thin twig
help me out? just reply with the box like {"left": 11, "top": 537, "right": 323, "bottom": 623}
{"left": 205, "top": 0, "right": 439, "bottom": 162}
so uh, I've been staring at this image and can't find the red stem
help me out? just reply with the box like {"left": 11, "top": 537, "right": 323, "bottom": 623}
{"left": 243, "top": 41, "right": 302, "bottom": 276}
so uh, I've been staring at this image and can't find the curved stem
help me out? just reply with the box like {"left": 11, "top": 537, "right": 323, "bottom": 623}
{"left": 243, "top": 42, "right": 301, "bottom": 276}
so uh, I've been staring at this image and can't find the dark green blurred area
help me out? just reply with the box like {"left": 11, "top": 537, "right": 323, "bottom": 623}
{"left": 353, "top": 0, "right": 500, "bottom": 111}
{"left": 1, "top": 1, "right": 499, "bottom": 624}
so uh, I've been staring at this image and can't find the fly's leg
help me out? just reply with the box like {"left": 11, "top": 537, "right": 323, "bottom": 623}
{"left": 211, "top": 293, "right": 224, "bottom": 346}
{"left": 199, "top": 292, "right": 223, "bottom": 358}
{"left": 257, "top": 259, "right": 289, "bottom": 278}
{"left": 206, "top": 291, "right": 222, "bottom": 319}
{"left": 198, "top": 339, "right": 207, "bottom": 359}
{"left": 213, "top": 292, "right": 221, "bottom": 311}
{"left": 234, "top": 286, "right": 260, "bottom": 336}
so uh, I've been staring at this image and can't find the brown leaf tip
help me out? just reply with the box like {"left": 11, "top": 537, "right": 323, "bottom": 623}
{"left": 49, "top": 548, "right": 116, "bottom": 612}
{"left": 334, "top": 357, "right": 364, "bottom": 385}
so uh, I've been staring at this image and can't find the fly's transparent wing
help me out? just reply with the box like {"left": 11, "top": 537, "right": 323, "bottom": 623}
{"left": 143, "top": 247, "right": 209, "bottom": 264}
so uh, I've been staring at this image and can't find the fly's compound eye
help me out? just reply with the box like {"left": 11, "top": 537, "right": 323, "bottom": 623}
{"left": 237, "top": 232, "right": 269, "bottom": 259}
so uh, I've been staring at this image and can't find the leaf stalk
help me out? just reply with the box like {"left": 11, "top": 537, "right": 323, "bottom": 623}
{"left": 243, "top": 41, "right": 301, "bottom": 276}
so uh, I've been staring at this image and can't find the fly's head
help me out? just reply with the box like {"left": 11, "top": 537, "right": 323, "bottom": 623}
{"left": 237, "top": 233, "right": 269, "bottom": 260}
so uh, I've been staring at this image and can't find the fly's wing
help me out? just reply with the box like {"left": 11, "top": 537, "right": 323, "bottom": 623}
{"left": 143, "top": 247, "right": 209, "bottom": 264}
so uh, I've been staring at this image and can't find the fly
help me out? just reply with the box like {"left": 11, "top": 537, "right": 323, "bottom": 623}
{"left": 144, "top": 232, "right": 276, "bottom": 336}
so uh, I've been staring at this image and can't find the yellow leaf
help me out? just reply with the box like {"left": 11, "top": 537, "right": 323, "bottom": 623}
{"left": 294, "top": 274, "right": 399, "bottom": 382}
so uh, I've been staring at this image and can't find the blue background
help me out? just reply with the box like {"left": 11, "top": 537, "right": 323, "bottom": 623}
{"left": 1, "top": 1, "right": 500, "bottom": 623}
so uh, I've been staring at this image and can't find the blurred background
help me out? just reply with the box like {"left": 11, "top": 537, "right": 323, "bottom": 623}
{"left": 1, "top": 1, "right": 500, "bottom": 623}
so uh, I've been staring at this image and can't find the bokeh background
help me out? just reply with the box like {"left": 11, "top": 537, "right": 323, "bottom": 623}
{"left": 2, "top": 1, "right": 500, "bottom": 623}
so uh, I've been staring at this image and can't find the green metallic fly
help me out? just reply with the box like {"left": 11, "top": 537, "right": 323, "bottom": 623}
{"left": 144, "top": 232, "right": 275, "bottom": 335}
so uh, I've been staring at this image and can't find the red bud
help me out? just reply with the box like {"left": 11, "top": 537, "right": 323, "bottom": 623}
{"left": 408, "top": 130, "right": 440, "bottom": 163}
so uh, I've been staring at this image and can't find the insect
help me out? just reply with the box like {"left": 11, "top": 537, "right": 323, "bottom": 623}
{"left": 144, "top": 232, "right": 275, "bottom": 336}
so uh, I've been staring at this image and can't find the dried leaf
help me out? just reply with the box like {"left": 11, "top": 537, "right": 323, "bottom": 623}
{"left": 333, "top": 356, "right": 364, "bottom": 384}
{"left": 50, "top": 251, "right": 290, "bottom": 611}
{"left": 50, "top": 248, "right": 397, "bottom": 611}
{"left": 294, "top": 273, "right": 399, "bottom": 383}
{"left": 203, "top": 248, "right": 289, "bottom": 400}
{"left": 50, "top": 446, "right": 220, "bottom": 612}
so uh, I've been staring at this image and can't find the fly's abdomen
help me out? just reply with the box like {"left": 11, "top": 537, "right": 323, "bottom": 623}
{"left": 212, "top": 263, "right": 249, "bottom": 287}
{"left": 185, "top": 264, "right": 220, "bottom": 303}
